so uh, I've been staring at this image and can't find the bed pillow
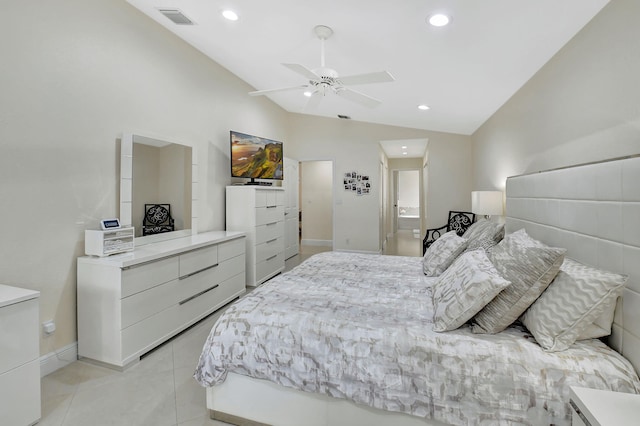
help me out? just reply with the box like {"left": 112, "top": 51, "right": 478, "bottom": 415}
{"left": 422, "top": 231, "right": 468, "bottom": 276}
{"left": 463, "top": 220, "right": 505, "bottom": 251}
{"left": 432, "top": 249, "right": 511, "bottom": 332}
{"left": 472, "top": 231, "right": 566, "bottom": 334}
{"left": 520, "top": 258, "right": 627, "bottom": 351}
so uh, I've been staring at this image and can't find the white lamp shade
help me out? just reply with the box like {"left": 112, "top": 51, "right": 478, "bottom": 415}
{"left": 471, "top": 191, "right": 504, "bottom": 216}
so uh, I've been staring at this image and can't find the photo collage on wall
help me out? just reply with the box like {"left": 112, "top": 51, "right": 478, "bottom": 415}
{"left": 343, "top": 171, "right": 371, "bottom": 196}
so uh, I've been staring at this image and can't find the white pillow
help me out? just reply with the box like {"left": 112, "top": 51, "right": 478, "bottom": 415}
{"left": 432, "top": 249, "right": 511, "bottom": 332}
{"left": 422, "top": 231, "right": 468, "bottom": 276}
{"left": 463, "top": 220, "right": 505, "bottom": 251}
{"left": 472, "top": 231, "right": 565, "bottom": 334}
{"left": 520, "top": 258, "right": 627, "bottom": 351}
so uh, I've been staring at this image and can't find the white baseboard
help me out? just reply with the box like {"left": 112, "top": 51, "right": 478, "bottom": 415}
{"left": 40, "top": 342, "right": 78, "bottom": 377}
{"left": 300, "top": 239, "right": 333, "bottom": 247}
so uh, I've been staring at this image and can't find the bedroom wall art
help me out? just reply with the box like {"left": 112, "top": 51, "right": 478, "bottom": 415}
{"left": 343, "top": 171, "right": 371, "bottom": 196}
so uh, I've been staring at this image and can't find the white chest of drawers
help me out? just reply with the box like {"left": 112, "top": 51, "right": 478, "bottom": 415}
{"left": 226, "top": 186, "right": 285, "bottom": 286}
{"left": 0, "top": 285, "right": 40, "bottom": 426}
{"left": 77, "top": 231, "right": 245, "bottom": 369}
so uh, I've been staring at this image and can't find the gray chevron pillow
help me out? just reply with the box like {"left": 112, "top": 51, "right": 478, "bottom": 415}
{"left": 520, "top": 258, "right": 627, "bottom": 351}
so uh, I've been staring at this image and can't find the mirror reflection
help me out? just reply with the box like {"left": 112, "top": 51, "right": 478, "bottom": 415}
{"left": 120, "top": 133, "right": 196, "bottom": 245}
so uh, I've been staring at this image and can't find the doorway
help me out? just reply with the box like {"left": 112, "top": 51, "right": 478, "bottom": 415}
{"left": 388, "top": 168, "right": 422, "bottom": 256}
{"left": 299, "top": 160, "right": 334, "bottom": 250}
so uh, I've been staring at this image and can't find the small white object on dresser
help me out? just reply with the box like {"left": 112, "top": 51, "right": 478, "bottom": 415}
{"left": 570, "top": 386, "right": 640, "bottom": 426}
{"left": 85, "top": 226, "right": 135, "bottom": 256}
{"left": 77, "top": 231, "right": 245, "bottom": 369}
{"left": 0, "top": 285, "right": 40, "bottom": 426}
{"left": 226, "top": 186, "right": 285, "bottom": 286}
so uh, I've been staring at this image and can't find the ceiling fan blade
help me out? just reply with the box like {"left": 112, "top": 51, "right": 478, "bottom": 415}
{"left": 338, "top": 71, "right": 395, "bottom": 86}
{"left": 303, "top": 91, "right": 323, "bottom": 111}
{"left": 336, "top": 88, "right": 381, "bottom": 108}
{"left": 282, "top": 63, "right": 319, "bottom": 81}
{"left": 249, "top": 85, "right": 308, "bottom": 96}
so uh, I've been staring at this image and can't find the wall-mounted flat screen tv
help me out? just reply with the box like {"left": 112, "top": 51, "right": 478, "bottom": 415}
{"left": 230, "top": 131, "right": 283, "bottom": 183}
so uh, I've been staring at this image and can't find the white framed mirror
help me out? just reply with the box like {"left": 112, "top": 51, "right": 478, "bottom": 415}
{"left": 120, "top": 132, "right": 198, "bottom": 246}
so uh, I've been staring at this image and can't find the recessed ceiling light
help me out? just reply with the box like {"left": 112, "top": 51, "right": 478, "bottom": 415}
{"left": 427, "top": 13, "right": 450, "bottom": 27}
{"left": 418, "top": 104, "right": 430, "bottom": 110}
{"left": 222, "top": 10, "right": 239, "bottom": 21}
{"left": 402, "top": 152, "right": 408, "bottom": 156}
{"left": 303, "top": 91, "right": 313, "bottom": 97}
{"left": 401, "top": 145, "right": 408, "bottom": 149}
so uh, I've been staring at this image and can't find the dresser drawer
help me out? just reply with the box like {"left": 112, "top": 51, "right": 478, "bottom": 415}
{"left": 256, "top": 251, "right": 284, "bottom": 282}
{"left": 256, "top": 237, "right": 284, "bottom": 262}
{"left": 176, "top": 254, "right": 245, "bottom": 305}
{"left": 122, "top": 257, "right": 179, "bottom": 298}
{"left": 121, "top": 254, "right": 244, "bottom": 330}
{"left": 122, "top": 272, "right": 245, "bottom": 361}
{"left": 218, "top": 238, "right": 245, "bottom": 262}
{"left": 256, "top": 221, "right": 284, "bottom": 245}
{"left": 0, "top": 359, "right": 41, "bottom": 426}
{"left": 179, "top": 244, "right": 218, "bottom": 278}
{"left": 0, "top": 298, "right": 38, "bottom": 372}
{"left": 256, "top": 206, "right": 284, "bottom": 226}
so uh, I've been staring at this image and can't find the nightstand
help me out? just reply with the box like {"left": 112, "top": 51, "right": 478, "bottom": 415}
{"left": 0, "top": 284, "right": 41, "bottom": 426}
{"left": 570, "top": 386, "right": 640, "bottom": 426}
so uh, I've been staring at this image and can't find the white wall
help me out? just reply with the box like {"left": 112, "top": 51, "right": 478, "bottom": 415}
{"left": 0, "top": 0, "right": 288, "bottom": 357}
{"left": 287, "top": 114, "right": 472, "bottom": 252}
{"left": 473, "top": 0, "right": 640, "bottom": 189}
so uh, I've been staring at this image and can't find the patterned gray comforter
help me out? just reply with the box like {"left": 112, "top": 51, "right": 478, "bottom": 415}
{"left": 195, "top": 252, "right": 640, "bottom": 425}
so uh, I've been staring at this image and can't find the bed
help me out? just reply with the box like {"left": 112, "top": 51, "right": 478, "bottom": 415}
{"left": 195, "top": 155, "right": 640, "bottom": 425}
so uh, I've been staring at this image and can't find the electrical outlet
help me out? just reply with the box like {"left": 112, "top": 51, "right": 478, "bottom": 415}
{"left": 43, "top": 320, "right": 56, "bottom": 335}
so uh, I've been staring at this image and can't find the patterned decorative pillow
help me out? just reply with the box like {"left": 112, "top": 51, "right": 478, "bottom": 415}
{"left": 472, "top": 231, "right": 566, "bottom": 334}
{"left": 520, "top": 258, "right": 627, "bottom": 351}
{"left": 432, "top": 249, "right": 511, "bottom": 332}
{"left": 463, "top": 220, "right": 505, "bottom": 251}
{"left": 422, "top": 231, "right": 468, "bottom": 276}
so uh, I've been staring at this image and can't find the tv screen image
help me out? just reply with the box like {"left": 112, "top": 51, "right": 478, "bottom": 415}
{"left": 230, "top": 131, "right": 283, "bottom": 181}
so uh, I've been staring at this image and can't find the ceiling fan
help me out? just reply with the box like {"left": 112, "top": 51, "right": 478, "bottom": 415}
{"left": 249, "top": 25, "right": 395, "bottom": 109}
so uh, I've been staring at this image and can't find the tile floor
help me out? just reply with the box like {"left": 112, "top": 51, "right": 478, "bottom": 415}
{"left": 39, "top": 240, "right": 417, "bottom": 426}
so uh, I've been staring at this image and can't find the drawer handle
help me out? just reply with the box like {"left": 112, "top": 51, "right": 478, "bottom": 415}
{"left": 266, "top": 238, "right": 277, "bottom": 244}
{"left": 179, "top": 263, "right": 219, "bottom": 280}
{"left": 266, "top": 222, "right": 278, "bottom": 226}
{"left": 266, "top": 205, "right": 277, "bottom": 209}
{"left": 266, "top": 254, "right": 278, "bottom": 261}
{"left": 569, "top": 401, "right": 590, "bottom": 426}
{"left": 179, "top": 284, "right": 219, "bottom": 305}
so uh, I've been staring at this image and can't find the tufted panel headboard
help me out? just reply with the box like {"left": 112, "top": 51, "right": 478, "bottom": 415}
{"left": 505, "top": 155, "right": 640, "bottom": 374}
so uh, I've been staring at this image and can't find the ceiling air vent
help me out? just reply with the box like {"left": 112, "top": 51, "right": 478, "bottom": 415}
{"left": 337, "top": 115, "right": 351, "bottom": 120}
{"left": 158, "top": 9, "right": 195, "bottom": 25}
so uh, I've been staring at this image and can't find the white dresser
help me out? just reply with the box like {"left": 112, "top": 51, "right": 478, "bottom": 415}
{"left": 226, "top": 186, "right": 285, "bottom": 286}
{"left": 77, "top": 231, "right": 245, "bottom": 369}
{"left": 0, "top": 285, "right": 40, "bottom": 426}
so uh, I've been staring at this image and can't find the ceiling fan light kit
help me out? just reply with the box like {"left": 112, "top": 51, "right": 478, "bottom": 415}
{"left": 249, "top": 25, "right": 395, "bottom": 109}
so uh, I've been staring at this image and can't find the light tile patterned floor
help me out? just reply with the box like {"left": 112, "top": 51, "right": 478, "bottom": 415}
{"left": 39, "top": 240, "right": 415, "bottom": 425}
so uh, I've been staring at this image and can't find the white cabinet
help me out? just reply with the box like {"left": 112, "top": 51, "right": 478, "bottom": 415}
{"left": 570, "top": 386, "right": 640, "bottom": 426}
{"left": 283, "top": 157, "right": 300, "bottom": 260}
{"left": 226, "top": 186, "right": 285, "bottom": 286}
{"left": 85, "top": 227, "right": 135, "bottom": 256}
{"left": 0, "top": 285, "right": 40, "bottom": 426}
{"left": 77, "top": 231, "right": 245, "bottom": 369}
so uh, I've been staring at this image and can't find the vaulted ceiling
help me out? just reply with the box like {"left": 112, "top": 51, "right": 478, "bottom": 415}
{"left": 127, "top": 0, "right": 608, "bottom": 136}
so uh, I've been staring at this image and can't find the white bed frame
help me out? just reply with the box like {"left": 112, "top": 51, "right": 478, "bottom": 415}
{"left": 207, "top": 155, "right": 640, "bottom": 425}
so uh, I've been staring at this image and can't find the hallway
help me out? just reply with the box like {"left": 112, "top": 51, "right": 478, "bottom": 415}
{"left": 384, "top": 229, "right": 423, "bottom": 257}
